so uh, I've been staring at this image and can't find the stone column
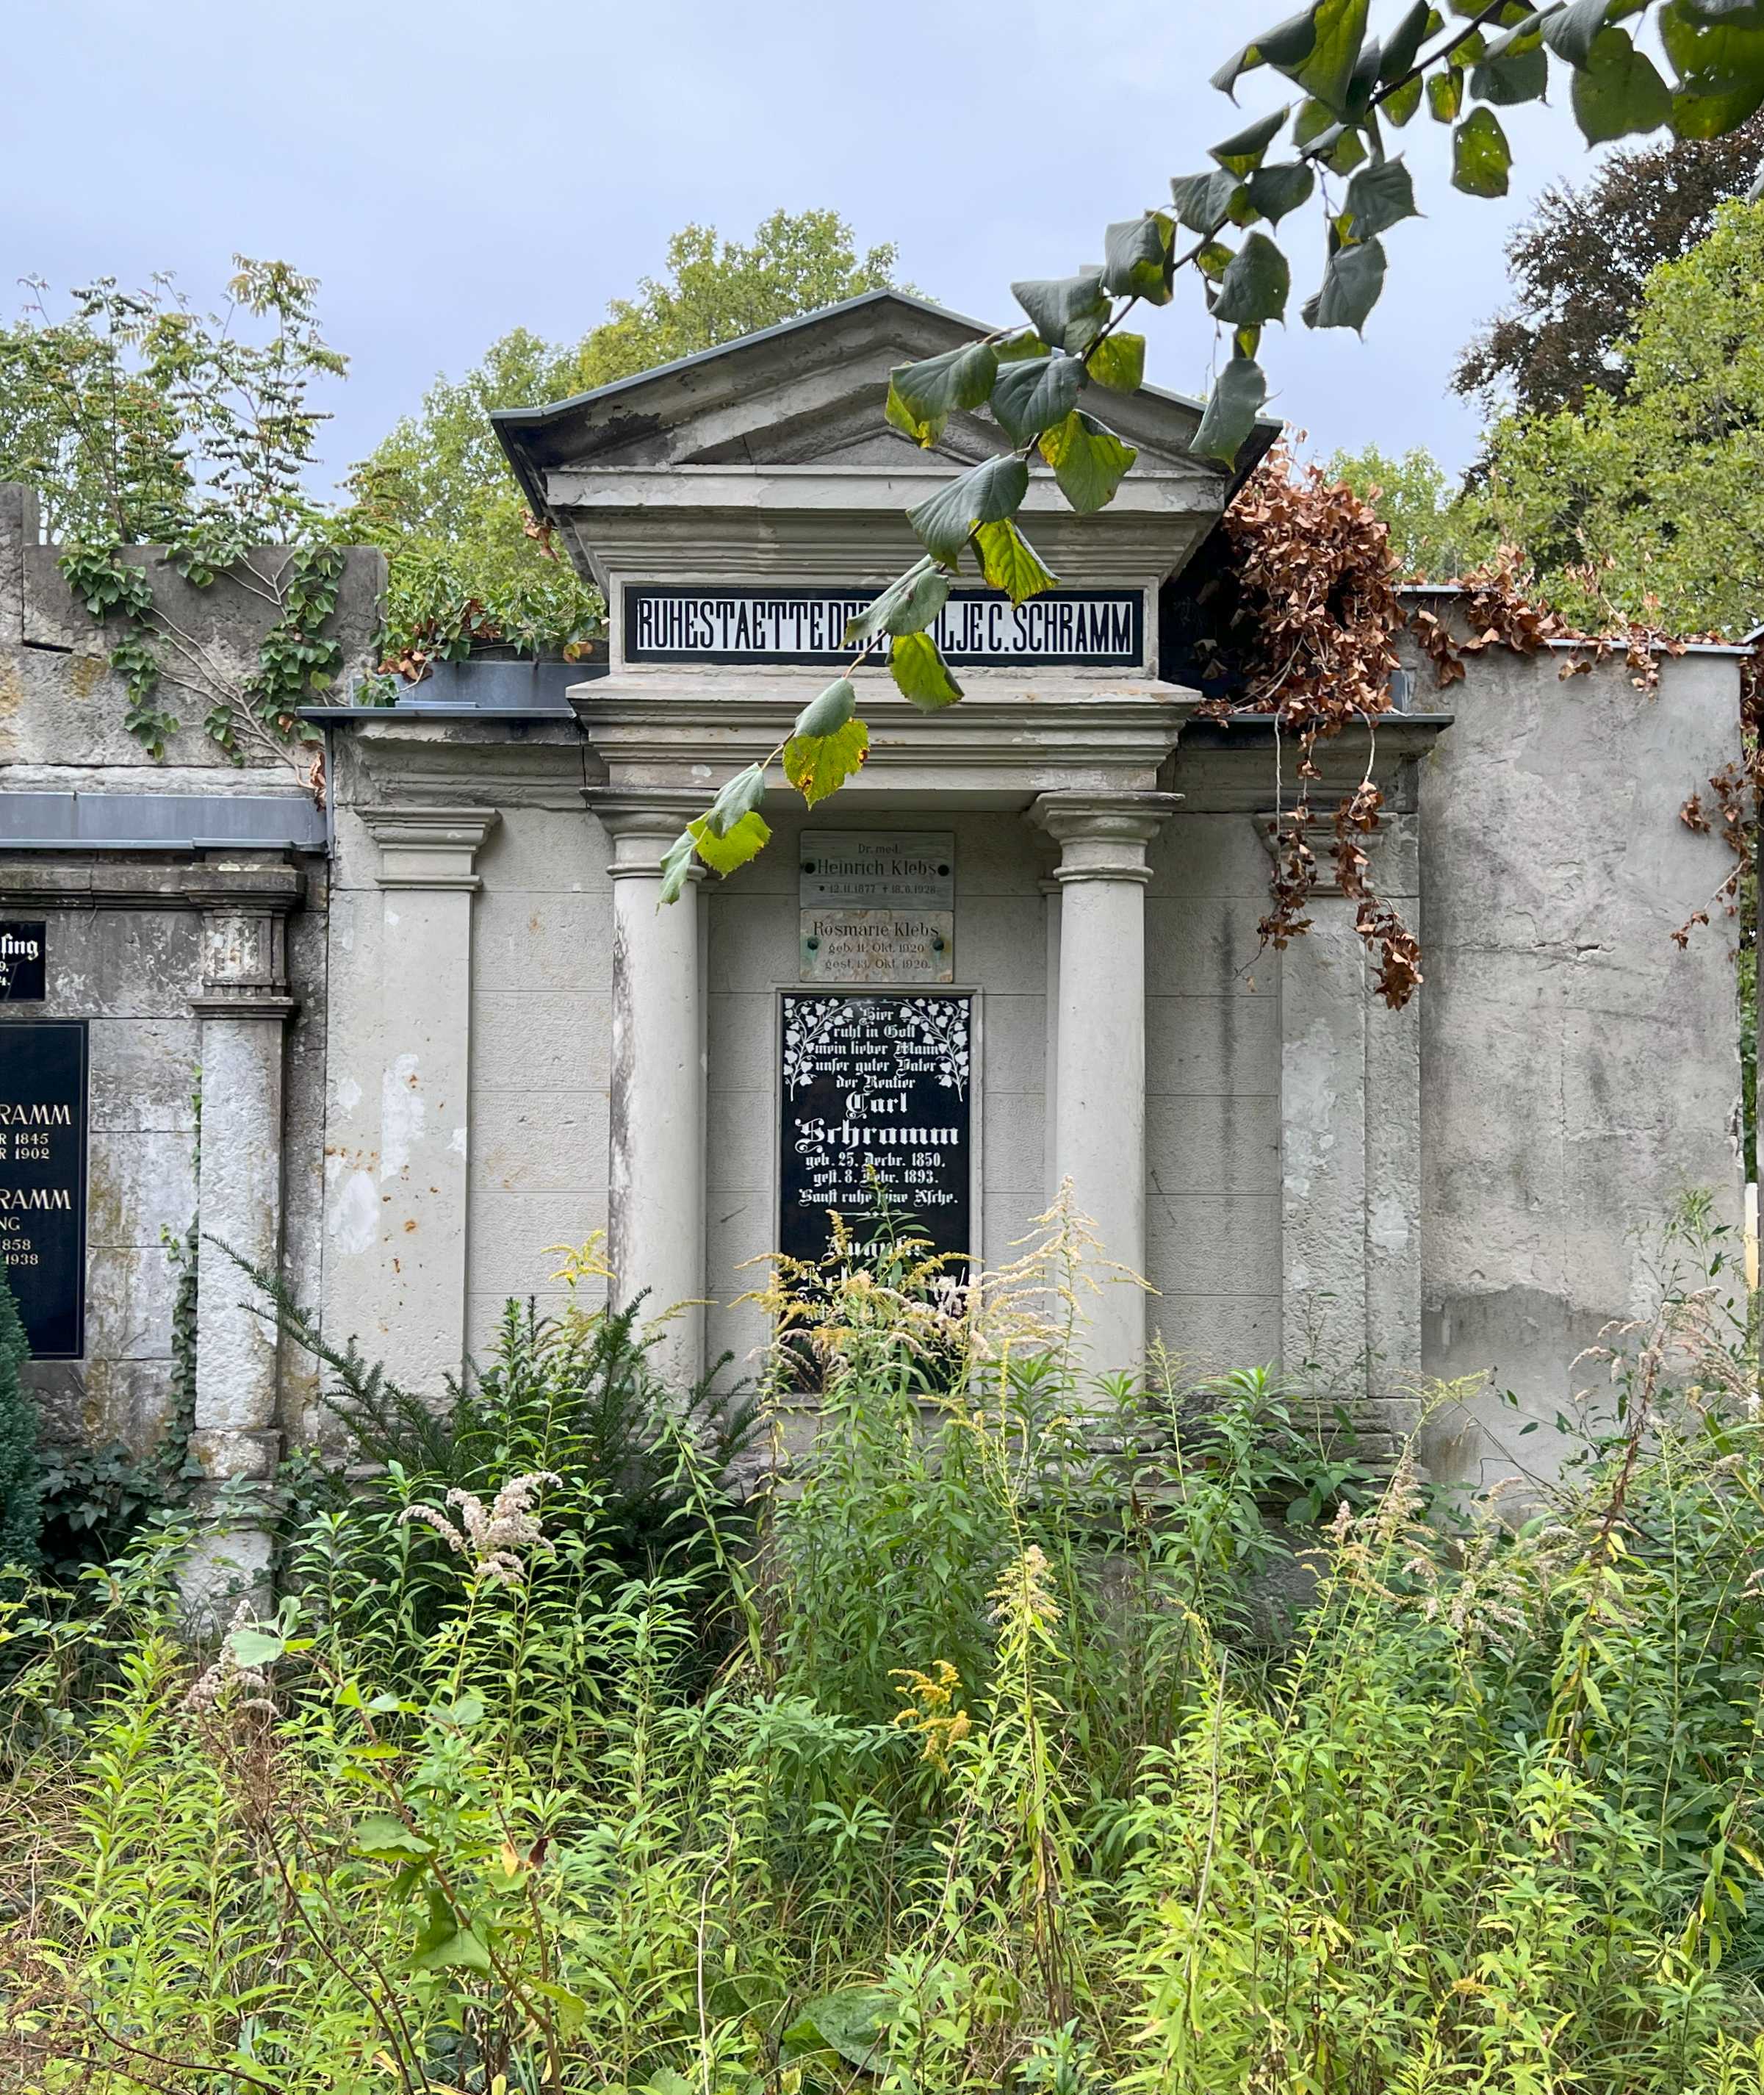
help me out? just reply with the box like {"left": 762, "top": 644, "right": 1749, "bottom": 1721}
{"left": 1269, "top": 811, "right": 1422, "bottom": 1470}
{"left": 1032, "top": 792, "right": 1178, "bottom": 1376}
{"left": 181, "top": 865, "right": 301, "bottom": 1619}
{"left": 593, "top": 793, "right": 708, "bottom": 1390}
{"left": 351, "top": 807, "right": 500, "bottom": 1396}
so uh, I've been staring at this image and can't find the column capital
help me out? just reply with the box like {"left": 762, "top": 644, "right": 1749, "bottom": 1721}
{"left": 361, "top": 805, "right": 500, "bottom": 891}
{"left": 1032, "top": 791, "right": 1181, "bottom": 885}
{"left": 585, "top": 788, "right": 712, "bottom": 881}
{"left": 1256, "top": 810, "right": 1405, "bottom": 899}
{"left": 190, "top": 883, "right": 297, "bottom": 1022}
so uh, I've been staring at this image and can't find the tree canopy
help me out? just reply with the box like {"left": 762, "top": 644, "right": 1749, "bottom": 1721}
{"left": 346, "top": 209, "right": 909, "bottom": 670}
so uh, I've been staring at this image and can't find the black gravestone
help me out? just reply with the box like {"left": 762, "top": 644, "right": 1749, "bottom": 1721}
{"left": 779, "top": 993, "right": 973, "bottom": 1266}
{"left": 0, "top": 921, "right": 46, "bottom": 1003}
{"left": 0, "top": 1021, "right": 88, "bottom": 1357}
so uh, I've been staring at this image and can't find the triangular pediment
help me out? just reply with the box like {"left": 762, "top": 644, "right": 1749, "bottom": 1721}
{"left": 494, "top": 291, "right": 1270, "bottom": 500}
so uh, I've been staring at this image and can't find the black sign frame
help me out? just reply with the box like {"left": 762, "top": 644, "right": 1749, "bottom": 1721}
{"left": 0, "top": 1018, "right": 88, "bottom": 1359}
{"left": 0, "top": 921, "right": 46, "bottom": 1004}
{"left": 778, "top": 990, "right": 978, "bottom": 1273}
{"left": 625, "top": 583, "right": 1143, "bottom": 668}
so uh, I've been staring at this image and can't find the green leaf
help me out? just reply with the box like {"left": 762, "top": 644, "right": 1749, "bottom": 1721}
{"left": 1037, "top": 409, "right": 1139, "bottom": 512}
{"left": 990, "top": 352, "right": 1088, "bottom": 444}
{"left": 1382, "top": 71, "right": 1425, "bottom": 121}
{"left": 1103, "top": 215, "right": 1176, "bottom": 303}
{"left": 1246, "top": 159, "right": 1317, "bottom": 223}
{"left": 1211, "top": 231, "right": 1292, "bottom": 326}
{"left": 227, "top": 1628, "right": 285, "bottom": 1669}
{"left": 1662, "top": 0, "right": 1764, "bottom": 134}
{"left": 1293, "top": 95, "right": 1339, "bottom": 144}
{"left": 529, "top": 1982, "right": 588, "bottom": 2038}
{"left": 658, "top": 828, "right": 696, "bottom": 905}
{"left": 1212, "top": 8, "right": 1323, "bottom": 97}
{"left": 412, "top": 1888, "right": 494, "bottom": 1975}
{"left": 355, "top": 1814, "right": 433, "bottom": 1858}
{"left": 782, "top": 1989, "right": 895, "bottom": 2072}
{"left": 974, "top": 518, "right": 1060, "bottom": 602}
{"left": 1285, "top": 0, "right": 1373, "bottom": 112}
{"left": 1169, "top": 169, "right": 1246, "bottom": 233}
{"left": 705, "top": 763, "right": 767, "bottom": 837}
{"left": 1471, "top": 40, "right": 1549, "bottom": 101}
{"left": 1680, "top": 0, "right": 1764, "bottom": 20}
{"left": 793, "top": 678, "right": 857, "bottom": 739}
{"left": 885, "top": 340, "right": 1000, "bottom": 448}
{"left": 995, "top": 331, "right": 1048, "bottom": 363}
{"left": 785, "top": 716, "right": 869, "bottom": 806}
{"left": 1378, "top": 1, "right": 1441, "bottom": 80}
{"left": 1342, "top": 156, "right": 1419, "bottom": 237}
{"left": 906, "top": 456, "right": 1030, "bottom": 565}
{"left": 1572, "top": 26, "right": 1673, "bottom": 138}
{"left": 1452, "top": 104, "right": 1513, "bottom": 193}
{"left": 1428, "top": 65, "right": 1465, "bottom": 118}
{"left": 689, "top": 810, "right": 771, "bottom": 876}
{"left": 1543, "top": 0, "right": 1611, "bottom": 62}
{"left": 1301, "top": 234, "right": 1388, "bottom": 330}
{"left": 1010, "top": 270, "right": 1110, "bottom": 353}
{"left": 844, "top": 558, "right": 950, "bottom": 646}
{"left": 1088, "top": 331, "right": 1146, "bottom": 393}
{"left": 1196, "top": 240, "right": 1234, "bottom": 281}
{"left": 1322, "top": 124, "right": 1369, "bottom": 173}
{"left": 889, "top": 631, "right": 963, "bottom": 710}
{"left": 1190, "top": 356, "right": 1270, "bottom": 463}
{"left": 1212, "top": 106, "right": 1291, "bottom": 172}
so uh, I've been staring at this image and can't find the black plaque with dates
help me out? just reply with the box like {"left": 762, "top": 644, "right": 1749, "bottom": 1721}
{"left": 0, "top": 922, "right": 46, "bottom": 1002}
{"left": 780, "top": 993, "right": 973, "bottom": 1266}
{"left": 0, "top": 1021, "right": 87, "bottom": 1357}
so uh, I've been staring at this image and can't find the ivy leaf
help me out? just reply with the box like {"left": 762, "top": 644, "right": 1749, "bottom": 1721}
{"left": 1661, "top": 1, "right": 1764, "bottom": 135}
{"left": 690, "top": 810, "right": 771, "bottom": 877}
{"left": 1103, "top": 215, "right": 1176, "bottom": 303}
{"left": 658, "top": 828, "right": 697, "bottom": 905}
{"left": 785, "top": 716, "right": 870, "bottom": 806}
{"left": 793, "top": 678, "right": 857, "bottom": 739}
{"left": 705, "top": 763, "right": 767, "bottom": 838}
{"left": 1088, "top": 332, "right": 1147, "bottom": 393}
{"left": 1246, "top": 159, "right": 1317, "bottom": 223}
{"left": 1010, "top": 270, "right": 1110, "bottom": 353}
{"left": 1378, "top": 1, "right": 1441, "bottom": 80}
{"left": 355, "top": 1815, "right": 433, "bottom": 1858}
{"left": 1452, "top": 105, "right": 1513, "bottom": 193}
{"left": 1383, "top": 71, "right": 1425, "bottom": 122}
{"left": 885, "top": 341, "right": 1000, "bottom": 448}
{"left": 844, "top": 558, "right": 950, "bottom": 646}
{"left": 974, "top": 517, "right": 1060, "bottom": 602}
{"left": 1212, "top": 106, "right": 1291, "bottom": 172}
{"left": 1190, "top": 355, "right": 1270, "bottom": 464}
{"left": 1301, "top": 235, "right": 1388, "bottom": 331}
{"left": 1428, "top": 65, "right": 1465, "bottom": 118}
{"left": 990, "top": 352, "right": 1088, "bottom": 445}
{"left": 1170, "top": 169, "right": 1246, "bottom": 233}
{"left": 1037, "top": 409, "right": 1138, "bottom": 512}
{"left": 1572, "top": 26, "right": 1673, "bottom": 138}
{"left": 1542, "top": 0, "right": 1612, "bottom": 63}
{"left": 1211, "top": 231, "right": 1292, "bottom": 326}
{"left": 906, "top": 456, "right": 1031, "bottom": 566}
{"left": 889, "top": 631, "right": 964, "bottom": 710}
{"left": 1342, "top": 157, "right": 1419, "bottom": 237}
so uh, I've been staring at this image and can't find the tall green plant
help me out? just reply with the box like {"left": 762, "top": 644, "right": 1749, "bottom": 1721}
{"left": 0, "top": 1262, "right": 40, "bottom": 1575}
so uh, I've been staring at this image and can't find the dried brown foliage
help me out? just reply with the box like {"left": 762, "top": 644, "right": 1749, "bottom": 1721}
{"left": 1214, "top": 448, "right": 1420, "bottom": 1007}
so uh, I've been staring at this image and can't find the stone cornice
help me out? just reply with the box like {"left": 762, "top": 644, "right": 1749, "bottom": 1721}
{"left": 359, "top": 805, "right": 500, "bottom": 891}
{"left": 0, "top": 858, "right": 305, "bottom": 913}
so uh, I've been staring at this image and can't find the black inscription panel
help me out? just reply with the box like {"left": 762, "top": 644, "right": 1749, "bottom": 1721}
{"left": 0, "top": 1021, "right": 87, "bottom": 1357}
{"left": 626, "top": 585, "right": 1142, "bottom": 667}
{"left": 780, "top": 993, "right": 973, "bottom": 1267}
{"left": 0, "top": 922, "right": 46, "bottom": 1003}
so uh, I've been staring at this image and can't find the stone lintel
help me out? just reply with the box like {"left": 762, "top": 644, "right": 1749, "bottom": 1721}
{"left": 0, "top": 857, "right": 305, "bottom": 913}
{"left": 360, "top": 805, "right": 500, "bottom": 890}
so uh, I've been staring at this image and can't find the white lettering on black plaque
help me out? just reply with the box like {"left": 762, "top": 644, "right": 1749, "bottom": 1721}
{"left": 0, "top": 1021, "right": 87, "bottom": 1357}
{"left": 0, "top": 922, "right": 46, "bottom": 1003}
{"left": 780, "top": 993, "right": 973, "bottom": 1266}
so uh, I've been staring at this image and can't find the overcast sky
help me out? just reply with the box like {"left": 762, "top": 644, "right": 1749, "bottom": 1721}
{"left": 10, "top": 0, "right": 1604, "bottom": 495}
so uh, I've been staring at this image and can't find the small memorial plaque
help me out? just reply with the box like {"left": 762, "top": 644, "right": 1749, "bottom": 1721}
{"left": 0, "top": 922, "right": 46, "bottom": 1003}
{"left": 801, "top": 910, "right": 954, "bottom": 984}
{"left": 780, "top": 992, "right": 973, "bottom": 1267}
{"left": 0, "top": 1019, "right": 87, "bottom": 1358}
{"left": 800, "top": 833, "right": 954, "bottom": 911}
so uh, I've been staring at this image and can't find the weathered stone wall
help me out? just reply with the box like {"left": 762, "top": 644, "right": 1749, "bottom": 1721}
{"left": 1407, "top": 632, "right": 1746, "bottom": 1488}
{"left": 0, "top": 485, "right": 382, "bottom": 1464}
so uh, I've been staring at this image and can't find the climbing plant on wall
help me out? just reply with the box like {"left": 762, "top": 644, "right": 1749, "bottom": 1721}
{"left": 657, "top": 0, "right": 1764, "bottom": 1009}
{"left": 0, "top": 261, "right": 350, "bottom": 773}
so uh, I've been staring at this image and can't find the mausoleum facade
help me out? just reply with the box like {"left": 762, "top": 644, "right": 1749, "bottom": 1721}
{"left": 0, "top": 292, "right": 1748, "bottom": 1573}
